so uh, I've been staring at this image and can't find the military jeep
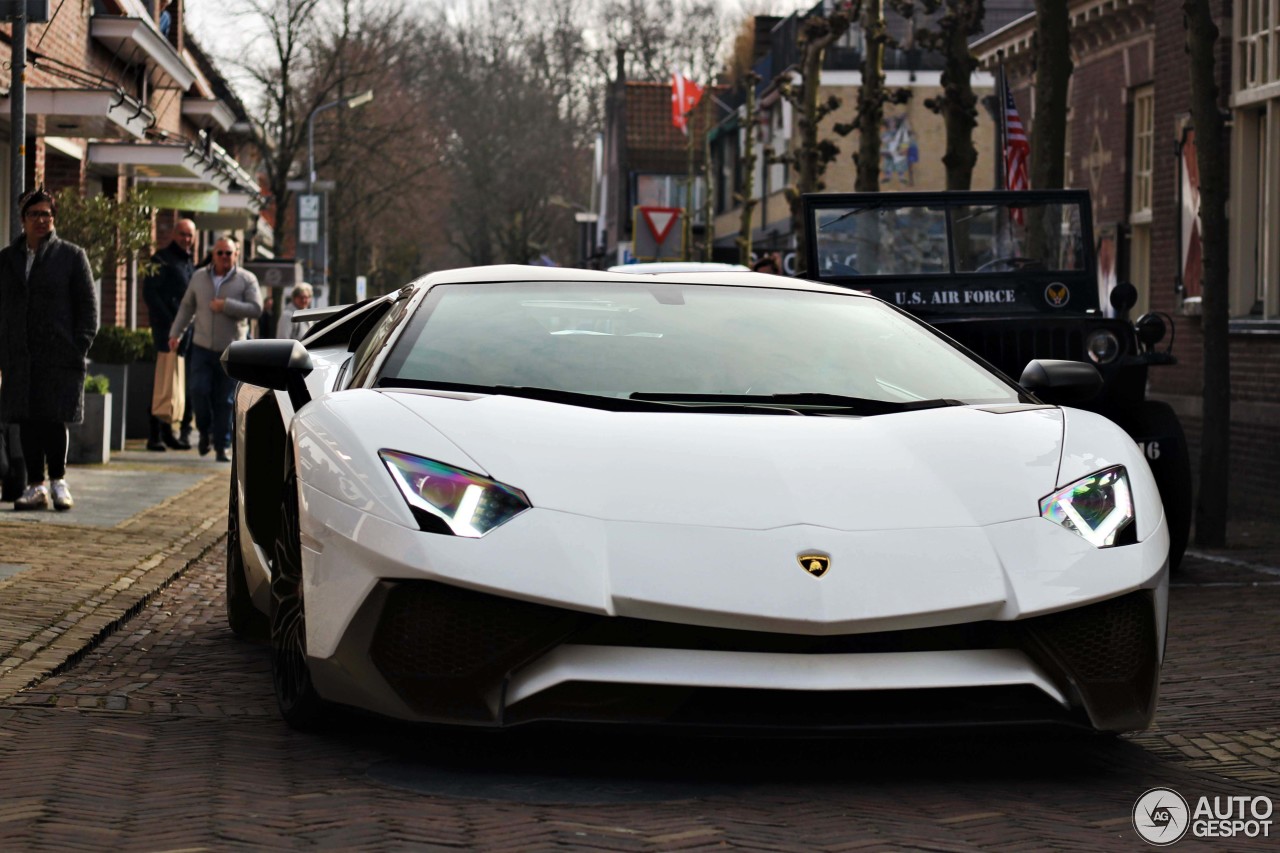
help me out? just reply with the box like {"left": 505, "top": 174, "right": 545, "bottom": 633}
{"left": 801, "top": 189, "right": 1191, "bottom": 569}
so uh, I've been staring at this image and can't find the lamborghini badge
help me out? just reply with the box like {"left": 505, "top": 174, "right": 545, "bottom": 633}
{"left": 798, "top": 553, "right": 830, "bottom": 578}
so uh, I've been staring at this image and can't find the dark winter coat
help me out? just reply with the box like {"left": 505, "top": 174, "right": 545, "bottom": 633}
{"left": 142, "top": 242, "right": 194, "bottom": 352}
{"left": 0, "top": 233, "right": 99, "bottom": 424}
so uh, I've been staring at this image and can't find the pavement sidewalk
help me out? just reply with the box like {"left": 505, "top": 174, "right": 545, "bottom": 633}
{"left": 0, "top": 441, "right": 229, "bottom": 701}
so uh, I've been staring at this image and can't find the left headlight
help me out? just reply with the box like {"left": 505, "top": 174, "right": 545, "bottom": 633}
{"left": 1039, "top": 465, "right": 1136, "bottom": 547}
{"left": 380, "top": 450, "right": 531, "bottom": 537}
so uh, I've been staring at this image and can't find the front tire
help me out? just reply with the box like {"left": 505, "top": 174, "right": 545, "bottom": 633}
{"left": 226, "top": 471, "right": 268, "bottom": 641}
{"left": 270, "top": 464, "right": 331, "bottom": 730}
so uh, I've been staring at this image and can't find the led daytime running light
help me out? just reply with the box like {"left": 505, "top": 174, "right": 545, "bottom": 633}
{"left": 380, "top": 450, "right": 530, "bottom": 537}
{"left": 1040, "top": 466, "right": 1134, "bottom": 547}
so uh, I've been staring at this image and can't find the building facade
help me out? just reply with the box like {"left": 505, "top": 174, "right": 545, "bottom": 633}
{"left": 974, "top": 0, "right": 1279, "bottom": 514}
{"left": 0, "top": 0, "right": 263, "bottom": 329}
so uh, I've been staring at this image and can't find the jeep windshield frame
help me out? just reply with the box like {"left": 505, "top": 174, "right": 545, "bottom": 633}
{"left": 801, "top": 189, "right": 1099, "bottom": 316}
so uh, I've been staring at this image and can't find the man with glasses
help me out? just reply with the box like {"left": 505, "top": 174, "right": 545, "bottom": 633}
{"left": 168, "top": 237, "right": 262, "bottom": 462}
{"left": 142, "top": 218, "right": 197, "bottom": 451}
{"left": 0, "top": 187, "right": 99, "bottom": 511}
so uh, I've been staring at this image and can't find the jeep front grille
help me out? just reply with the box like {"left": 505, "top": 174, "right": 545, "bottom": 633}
{"left": 941, "top": 322, "right": 1085, "bottom": 378}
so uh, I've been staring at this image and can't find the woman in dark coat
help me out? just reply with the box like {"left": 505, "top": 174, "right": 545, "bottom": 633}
{"left": 0, "top": 188, "right": 99, "bottom": 511}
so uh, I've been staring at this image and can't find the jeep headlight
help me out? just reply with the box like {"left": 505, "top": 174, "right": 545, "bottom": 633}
{"left": 380, "top": 450, "right": 530, "bottom": 536}
{"left": 1040, "top": 466, "right": 1135, "bottom": 547}
{"left": 1085, "top": 328, "right": 1121, "bottom": 364}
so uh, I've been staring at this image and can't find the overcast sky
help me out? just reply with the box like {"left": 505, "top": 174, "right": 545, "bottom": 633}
{"left": 185, "top": 0, "right": 799, "bottom": 116}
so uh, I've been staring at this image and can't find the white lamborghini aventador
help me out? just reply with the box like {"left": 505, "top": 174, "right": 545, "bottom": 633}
{"left": 223, "top": 264, "right": 1170, "bottom": 734}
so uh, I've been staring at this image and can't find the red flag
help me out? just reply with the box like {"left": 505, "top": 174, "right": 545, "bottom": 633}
{"left": 671, "top": 71, "right": 704, "bottom": 134}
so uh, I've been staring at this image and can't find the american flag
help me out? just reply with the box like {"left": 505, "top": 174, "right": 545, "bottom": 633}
{"left": 1002, "top": 67, "right": 1030, "bottom": 193}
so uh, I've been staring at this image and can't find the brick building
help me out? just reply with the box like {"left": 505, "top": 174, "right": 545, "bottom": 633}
{"left": 974, "top": 0, "right": 1279, "bottom": 514}
{"left": 0, "top": 0, "right": 263, "bottom": 329}
{"left": 595, "top": 67, "right": 725, "bottom": 268}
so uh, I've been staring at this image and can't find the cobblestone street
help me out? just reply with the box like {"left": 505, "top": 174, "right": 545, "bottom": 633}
{"left": 1, "top": 485, "right": 1278, "bottom": 850}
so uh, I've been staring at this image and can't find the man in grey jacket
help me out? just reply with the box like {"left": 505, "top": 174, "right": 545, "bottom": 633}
{"left": 168, "top": 236, "right": 261, "bottom": 462}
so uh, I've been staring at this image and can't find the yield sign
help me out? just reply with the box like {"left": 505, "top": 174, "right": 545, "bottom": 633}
{"left": 640, "top": 206, "right": 681, "bottom": 244}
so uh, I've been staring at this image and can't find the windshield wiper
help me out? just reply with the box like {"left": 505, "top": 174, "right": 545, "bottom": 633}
{"left": 630, "top": 392, "right": 967, "bottom": 416}
{"left": 376, "top": 378, "right": 802, "bottom": 414}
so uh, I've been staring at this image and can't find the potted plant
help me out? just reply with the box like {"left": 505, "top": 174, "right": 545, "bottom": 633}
{"left": 67, "top": 374, "right": 112, "bottom": 465}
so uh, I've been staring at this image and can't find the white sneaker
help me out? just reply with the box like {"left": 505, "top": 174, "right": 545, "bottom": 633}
{"left": 14, "top": 483, "right": 50, "bottom": 511}
{"left": 50, "top": 479, "right": 74, "bottom": 511}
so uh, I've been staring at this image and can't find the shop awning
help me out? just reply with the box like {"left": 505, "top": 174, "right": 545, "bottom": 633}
{"left": 182, "top": 98, "right": 235, "bottom": 132}
{"left": 193, "top": 192, "right": 264, "bottom": 230}
{"left": 88, "top": 141, "right": 233, "bottom": 190}
{"left": 0, "top": 88, "right": 154, "bottom": 139}
{"left": 91, "top": 16, "right": 198, "bottom": 91}
{"left": 144, "top": 187, "right": 222, "bottom": 213}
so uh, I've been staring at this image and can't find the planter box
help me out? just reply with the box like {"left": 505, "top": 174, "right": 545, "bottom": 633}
{"left": 87, "top": 362, "right": 128, "bottom": 451}
{"left": 68, "top": 392, "right": 112, "bottom": 465}
{"left": 87, "top": 361, "right": 157, "bottom": 449}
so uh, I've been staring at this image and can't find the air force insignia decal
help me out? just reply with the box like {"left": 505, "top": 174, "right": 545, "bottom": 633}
{"left": 1045, "top": 282, "right": 1071, "bottom": 307}
{"left": 798, "top": 553, "right": 831, "bottom": 578}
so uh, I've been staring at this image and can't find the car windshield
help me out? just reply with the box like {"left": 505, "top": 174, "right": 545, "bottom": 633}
{"left": 377, "top": 282, "right": 1021, "bottom": 406}
{"left": 813, "top": 201, "right": 1085, "bottom": 277}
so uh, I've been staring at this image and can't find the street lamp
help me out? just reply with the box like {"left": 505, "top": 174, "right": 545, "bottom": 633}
{"left": 303, "top": 89, "right": 374, "bottom": 301}
{"left": 306, "top": 89, "right": 375, "bottom": 194}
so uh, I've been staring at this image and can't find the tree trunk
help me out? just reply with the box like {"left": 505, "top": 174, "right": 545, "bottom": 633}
{"left": 703, "top": 97, "right": 716, "bottom": 261}
{"left": 737, "top": 74, "right": 760, "bottom": 266}
{"left": 1029, "top": 0, "right": 1072, "bottom": 189}
{"left": 1184, "top": 0, "right": 1230, "bottom": 548}
{"left": 939, "top": 0, "right": 982, "bottom": 190}
{"left": 855, "top": 0, "right": 886, "bottom": 192}
{"left": 788, "top": 11, "right": 852, "bottom": 260}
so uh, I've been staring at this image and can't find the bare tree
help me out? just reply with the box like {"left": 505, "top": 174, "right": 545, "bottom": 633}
{"left": 736, "top": 71, "right": 761, "bottom": 266}
{"left": 1183, "top": 0, "right": 1230, "bottom": 548}
{"left": 891, "top": 0, "right": 984, "bottom": 189}
{"left": 853, "top": 0, "right": 889, "bottom": 191}
{"left": 1028, "top": 0, "right": 1071, "bottom": 189}
{"left": 774, "top": 5, "right": 855, "bottom": 261}
{"left": 230, "top": 0, "right": 349, "bottom": 276}
{"left": 428, "top": 16, "right": 586, "bottom": 265}
{"left": 591, "top": 0, "right": 728, "bottom": 85}
{"left": 314, "top": 4, "right": 445, "bottom": 300}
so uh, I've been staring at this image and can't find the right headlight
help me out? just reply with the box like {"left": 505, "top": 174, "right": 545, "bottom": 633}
{"left": 1040, "top": 466, "right": 1135, "bottom": 547}
{"left": 1085, "top": 328, "right": 1122, "bottom": 364}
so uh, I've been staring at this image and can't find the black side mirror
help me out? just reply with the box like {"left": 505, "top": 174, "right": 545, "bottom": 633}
{"left": 1019, "top": 359, "right": 1103, "bottom": 405}
{"left": 221, "top": 339, "right": 314, "bottom": 410}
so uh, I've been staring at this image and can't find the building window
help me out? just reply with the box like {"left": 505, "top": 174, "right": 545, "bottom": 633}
{"left": 1230, "top": 106, "right": 1280, "bottom": 321}
{"left": 1237, "top": 0, "right": 1278, "bottom": 90}
{"left": 1231, "top": 2, "right": 1280, "bottom": 321}
{"left": 1131, "top": 87, "right": 1154, "bottom": 219}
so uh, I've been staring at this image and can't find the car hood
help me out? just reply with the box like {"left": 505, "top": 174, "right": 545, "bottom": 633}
{"left": 385, "top": 392, "right": 1064, "bottom": 530}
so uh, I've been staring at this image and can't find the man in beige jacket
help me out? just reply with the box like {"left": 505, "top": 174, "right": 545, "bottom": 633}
{"left": 168, "top": 237, "right": 262, "bottom": 462}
